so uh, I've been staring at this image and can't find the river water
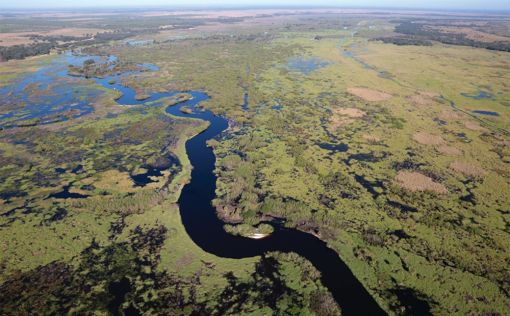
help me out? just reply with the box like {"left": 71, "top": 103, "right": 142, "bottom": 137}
{"left": 1, "top": 53, "right": 386, "bottom": 315}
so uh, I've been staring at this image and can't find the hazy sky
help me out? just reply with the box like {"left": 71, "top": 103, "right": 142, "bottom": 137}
{"left": 0, "top": 0, "right": 508, "bottom": 10}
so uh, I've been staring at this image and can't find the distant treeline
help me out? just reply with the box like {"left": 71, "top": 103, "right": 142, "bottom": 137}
{"left": 0, "top": 42, "right": 54, "bottom": 61}
{"left": 388, "top": 21, "right": 510, "bottom": 52}
{"left": 0, "top": 29, "right": 160, "bottom": 61}
{"left": 371, "top": 36, "right": 433, "bottom": 46}
{"left": 161, "top": 32, "right": 276, "bottom": 44}
{"left": 29, "top": 34, "right": 90, "bottom": 43}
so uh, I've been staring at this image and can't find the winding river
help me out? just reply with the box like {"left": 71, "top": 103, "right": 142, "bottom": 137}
{"left": 166, "top": 95, "right": 385, "bottom": 315}
{"left": 2, "top": 53, "right": 386, "bottom": 315}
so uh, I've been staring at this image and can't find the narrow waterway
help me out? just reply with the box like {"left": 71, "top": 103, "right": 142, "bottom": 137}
{"left": 1, "top": 53, "right": 386, "bottom": 315}
{"left": 166, "top": 96, "right": 386, "bottom": 315}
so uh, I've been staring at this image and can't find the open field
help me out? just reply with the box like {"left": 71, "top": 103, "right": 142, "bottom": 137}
{"left": 1, "top": 8, "right": 509, "bottom": 315}
{"left": 0, "top": 28, "right": 104, "bottom": 46}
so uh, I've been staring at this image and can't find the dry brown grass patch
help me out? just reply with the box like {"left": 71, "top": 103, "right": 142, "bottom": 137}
{"left": 419, "top": 91, "right": 440, "bottom": 98}
{"left": 395, "top": 171, "right": 448, "bottom": 194}
{"left": 428, "top": 25, "right": 510, "bottom": 43}
{"left": 449, "top": 161, "right": 486, "bottom": 177}
{"left": 0, "top": 33, "right": 34, "bottom": 46}
{"left": 437, "top": 145, "right": 462, "bottom": 156}
{"left": 362, "top": 134, "right": 381, "bottom": 143}
{"left": 347, "top": 87, "right": 392, "bottom": 102}
{"left": 413, "top": 132, "right": 445, "bottom": 146}
{"left": 94, "top": 169, "right": 137, "bottom": 192}
{"left": 329, "top": 107, "right": 366, "bottom": 131}
{"left": 333, "top": 107, "right": 366, "bottom": 118}
{"left": 438, "top": 110, "right": 463, "bottom": 121}
{"left": 409, "top": 95, "right": 432, "bottom": 106}
{"left": 464, "top": 121, "right": 488, "bottom": 132}
{"left": 0, "top": 28, "right": 104, "bottom": 47}
{"left": 329, "top": 117, "right": 354, "bottom": 131}
{"left": 409, "top": 91, "right": 439, "bottom": 106}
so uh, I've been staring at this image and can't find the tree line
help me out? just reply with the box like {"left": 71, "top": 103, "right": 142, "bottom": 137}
{"left": 389, "top": 21, "right": 510, "bottom": 52}
{"left": 0, "top": 29, "right": 157, "bottom": 61}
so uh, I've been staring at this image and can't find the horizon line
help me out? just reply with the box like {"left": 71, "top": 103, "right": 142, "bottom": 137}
{"left": 1, "top": 5, "right": 510, "bottom": 14}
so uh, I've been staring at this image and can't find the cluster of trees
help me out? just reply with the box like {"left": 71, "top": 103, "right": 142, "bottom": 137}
{"left": 168, "top": 32, "right": 275, "bottom": 44}
{"left": 67, "top": 58, "right": 117, "bottom": 78}
{"left": 393, "top": 21, "right": 510, "bottom": 52}
{"left": 0, "top": 29, "right": 158, "bottom": 61}
{"left": 29, "top": 34, "right": 89, "bottom": 43}
{"left": 0, "top": 226, "right": 339, "bottom": 316}
{"left": 372, "top": 36, "right": 432, "bottom": 46}
{"left": 0, "top": 42, "right": 54, "bottom": 61}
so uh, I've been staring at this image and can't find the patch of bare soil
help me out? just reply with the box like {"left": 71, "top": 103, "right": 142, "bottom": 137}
{"left": 437, "top": 145, "right": 462, "bottom": 156}
{"left": 464, "top": 121, "right": 488, "bottom": 132}
{"left": 413, "top": 132, "right": 445, "bottom": 146}
{"left": 347, "top": 87, "right": 392, "bottom": 102}
{"left": 395, "top": 171, "right": 448, "bottom": 194}
{"left": 449, "top": 161, "right": 486, "bottom": 177}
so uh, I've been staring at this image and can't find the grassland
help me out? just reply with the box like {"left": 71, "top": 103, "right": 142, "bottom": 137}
{"left": 1, "top": 9, "right": 510, "bottom": 315}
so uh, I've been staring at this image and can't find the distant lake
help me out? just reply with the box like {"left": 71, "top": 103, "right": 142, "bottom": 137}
{"left": 287, "top": 57, "right": 330, "bottom": 75}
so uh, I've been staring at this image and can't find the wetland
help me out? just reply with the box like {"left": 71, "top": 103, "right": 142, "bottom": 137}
{"left": 1, "top": 7, "right": 510, "bottom": 316}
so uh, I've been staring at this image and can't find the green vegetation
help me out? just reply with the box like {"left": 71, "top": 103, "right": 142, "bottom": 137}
{"left": 111, "top": 18, "right": 509, "bottom": 314}
{"left": 0, "top": 22, "right": 339, "bottom": 314}
{"left": 1, "top": 8, "right": 510, "bottom": 315}
{"left": 224, "top": 223, "right": 274, "bottom": 238}
{"left": 1, "top": 202, "right": 336, "bottom": 315}
{"left": 393, "top": 20, "right": 510, "bottom": 52}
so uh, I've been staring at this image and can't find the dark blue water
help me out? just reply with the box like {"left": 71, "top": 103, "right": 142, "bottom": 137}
{"left": 271, "top": 103, "right": 283, "bottom": 111}
{"left": 0, "top": 53, "right": 168, "bottom": 129}
{"left": 461, "top": 91, "right": 493, "bottom": 100}
{"left": 166, "top": 96, "right": 386, "bottom": 316}
{"left": 318, "top": 142, "right": 349, "bottom": 152}
{"left": 242, "top": 92, "right": 249, "bottom": 112}
{"left": 0, "top": 53, "right": 118, "bottom": 128}
{"left": 47, "top": 183, "right": 89, "bottom": 199}
{"left": 0, "top": 57, "right": 98, "bottom": 128}
{"left": 472, "top": 110, "right": 499, "bottom": 116}
{"left": 439, "top": 95, "right": 508, "bottom": 137}
{"left": 5, "top": 52, "right": 387, "bottom": 315}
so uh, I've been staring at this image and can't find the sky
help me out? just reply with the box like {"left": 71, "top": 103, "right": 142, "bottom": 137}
{"left": 0, "top": 0, "right": 508, "bottom": 10}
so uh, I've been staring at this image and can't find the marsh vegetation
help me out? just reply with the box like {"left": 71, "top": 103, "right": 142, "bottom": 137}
{"left": 1, "top": 7, "right": 510, "bottom": 315}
